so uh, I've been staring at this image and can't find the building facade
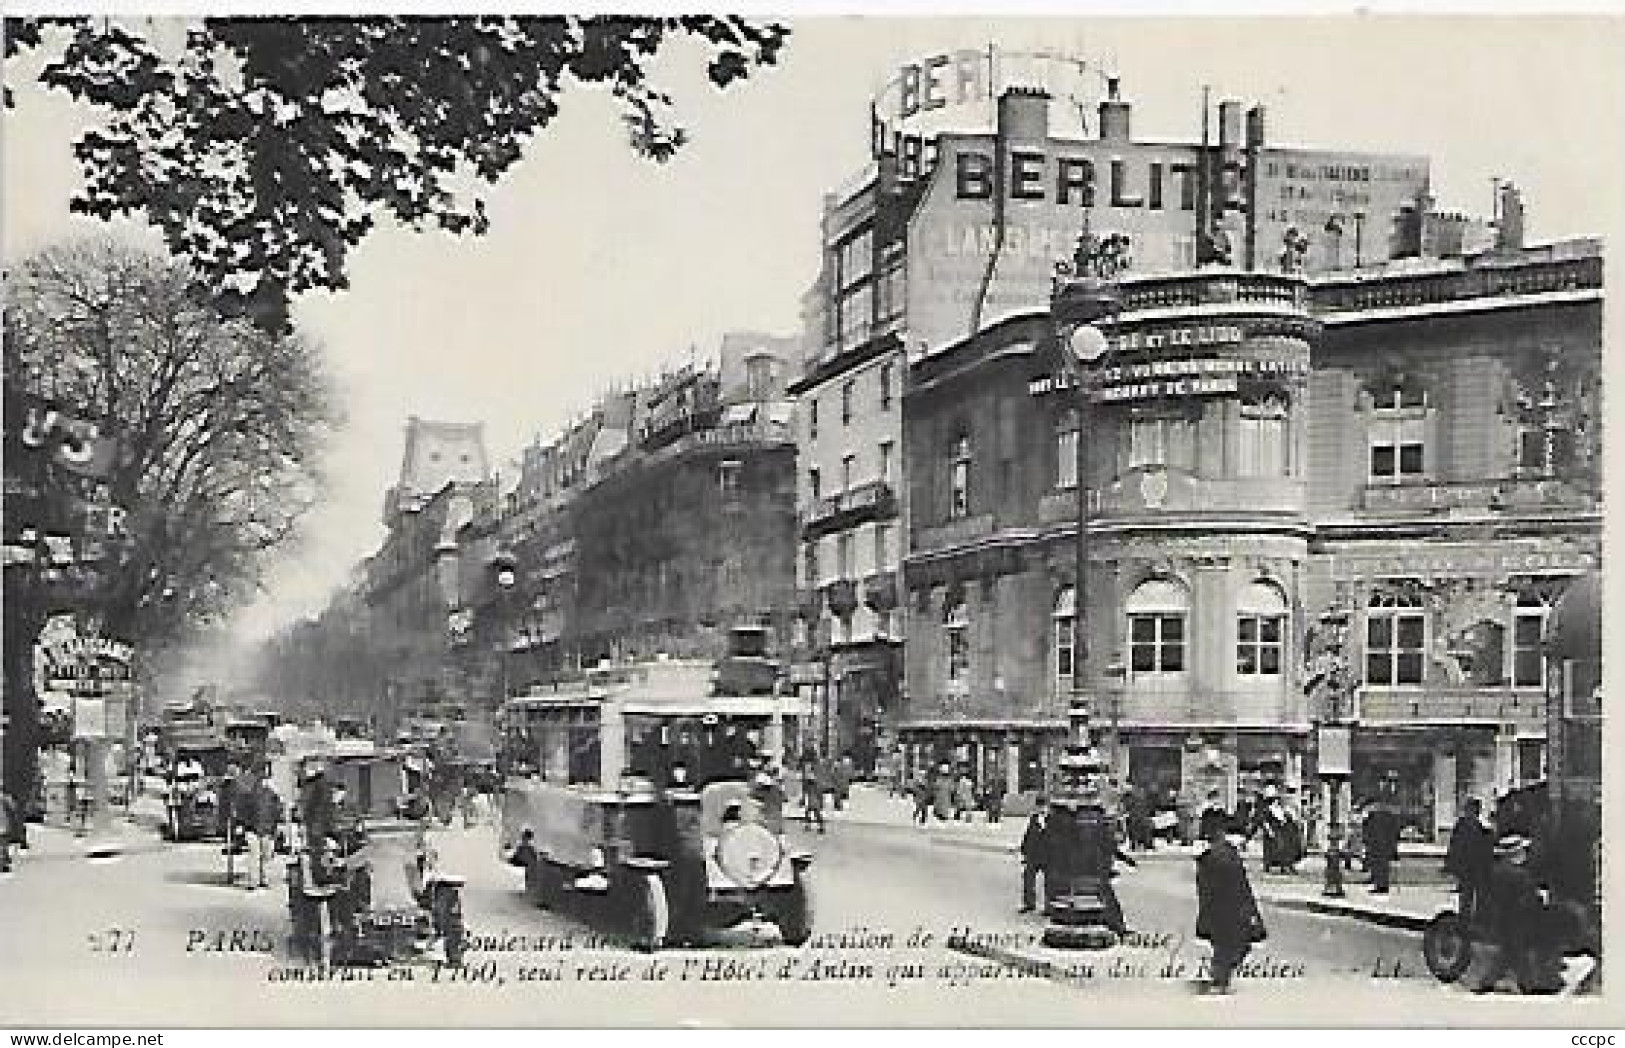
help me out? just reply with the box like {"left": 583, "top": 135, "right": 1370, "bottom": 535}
{"left": 897, "top": 236, "right": 1601, "bottom": 841}
{"left": 795, "top": 62, "right": 1445, "bottom": 777}
{"left": 1303, "top": 237, "right": 1602, "bottom": 840}
{"left": 457, "top": 335, "right": 803, "bottom": 708}
{"left": 360, "top": 417, "right": 491, "bottom": 716}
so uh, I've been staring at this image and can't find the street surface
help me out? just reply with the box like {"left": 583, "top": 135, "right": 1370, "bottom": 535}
{"left": 1, "top": 808, "right": 1493, "bottom": 1027}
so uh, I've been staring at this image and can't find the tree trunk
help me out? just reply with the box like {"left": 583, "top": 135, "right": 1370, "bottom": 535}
{"left": 3, "top": 584, "right": 46, "bottom": 819}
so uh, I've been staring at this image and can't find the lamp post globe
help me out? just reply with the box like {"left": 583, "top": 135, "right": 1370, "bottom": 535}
{"left": 1068, "top": 324, "right": 1111, "bottom": 367}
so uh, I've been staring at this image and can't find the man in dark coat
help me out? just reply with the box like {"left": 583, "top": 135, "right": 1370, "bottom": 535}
{"left": 1195, "top": 817, "right": 1267, "bottom": 994}
{"left": 1444, "top": 798, "right": 1494, "bottom": 922}
{"left": 1019, "top": 800, "right": 1050, "bottom": 913}
{"left": 1363, "top": 801, "right": 1402, "bottom": 894}
{"left": 1472, "top": 835, "right": 1547, "bottom": 993}
{"left": 298, "top": 764, "right": 336, "bottom": 849}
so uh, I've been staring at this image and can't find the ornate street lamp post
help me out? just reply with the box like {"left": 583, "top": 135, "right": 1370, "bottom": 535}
{"left": 1048, "top": 222, "right": 1129, "bottom": 770}
{"left": 1307, "top": 608, "right": 1357, "bottom": 898}
{"left": 492, "top": 553, "right": 518, "bottom": 707}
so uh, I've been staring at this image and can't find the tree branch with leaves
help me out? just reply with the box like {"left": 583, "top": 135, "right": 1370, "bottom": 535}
{"left": 5, "top": 15, "right": 790, "bottom": 330}
{"left": 5, "top": 238, "right": 339, "bottom": 652}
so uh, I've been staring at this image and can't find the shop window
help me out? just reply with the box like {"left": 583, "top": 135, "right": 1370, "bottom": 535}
{"left": 1126, "top": 578, "right": 1189, "bottom": 676}
{"left": 1366, "top": 586, "right": 1426, "bottom": 686}
{"left": 1236, "top": 581, "right": 1287, "bottom": 676}
{"left": 944, "top": 598, "right": 970, "bottom": 684}
{"left": 1237, "top": 394, "right": 1291, "bottom": 477}
{"left": 1056, "top": 409, "right": 1080, "bottom": 490}
{"left": 1053, "top": 587, "right": 1077, "bottom": 689}
{"left": 950, "top": 435, "right": 972, "bottom": 519}
{"left": 1368, "top": 383, "right": 1429, "bottom": 484}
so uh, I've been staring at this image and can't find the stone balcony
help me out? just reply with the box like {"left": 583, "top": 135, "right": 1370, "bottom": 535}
{"left": 800, "top": 480, "right": 898, "bottom": 541}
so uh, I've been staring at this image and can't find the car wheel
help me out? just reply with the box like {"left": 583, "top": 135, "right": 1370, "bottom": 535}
{"left": 623, "top": 872, "right": 669, "bottom": 953}
{"left": 1422, "top": 912, "right": 1472, "bottom": 983}
{"left": 775, "top": 871, "right": 813, "bottom": 948}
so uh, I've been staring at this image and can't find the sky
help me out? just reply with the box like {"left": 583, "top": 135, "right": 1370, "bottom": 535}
{"left": 5, "top": 13, "right": 1623, "bottom": 655}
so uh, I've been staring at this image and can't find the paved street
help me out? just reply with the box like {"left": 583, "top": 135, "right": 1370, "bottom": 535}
{"left": 1, "top": 798, "right": 1487, "bottom": 1027}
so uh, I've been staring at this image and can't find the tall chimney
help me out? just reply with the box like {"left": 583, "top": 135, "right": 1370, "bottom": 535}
{"left": 1218, "top": 100, "right": 1243, "bottom": 149}
{"left": 1098, "top": 76, "right": 1132, "bottom": 141}
{"left": 1245, "top": 105, "right": 1266, "bottom": 149}
{"left": 997, "top": 86, "right": 1051, "bottom": 143}
{"left": 1495, "top": 182, "right": 1526, "bottom": 253}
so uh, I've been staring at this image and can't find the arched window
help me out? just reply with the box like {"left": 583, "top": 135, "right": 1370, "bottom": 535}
{"left": 1053, "top": 587, "right": 1077, "bottom": 686}
{"left": 944, "top": 597, "right": 970, "bottom": 684}
{"left": 1055, "top": 409, "right": 1080, "bottom": 490}
{"left": 1126, "top": 578, "right": 1188, "bottom": 676}
{"left": 1366, "top": 585, "right": 1426, "bottom": 686}
{"left": 1236, "top": 581, "right": 1288, "bottom": 676}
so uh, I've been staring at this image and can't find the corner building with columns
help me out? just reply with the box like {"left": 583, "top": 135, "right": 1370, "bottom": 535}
{"left": 904, "top": 271, "right": 1320, "bottom": 815}
{"left": 899, "top": 240, "right": 1602, "bottom": 841}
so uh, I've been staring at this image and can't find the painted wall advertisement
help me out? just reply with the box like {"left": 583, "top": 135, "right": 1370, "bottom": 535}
{"left": 904, "top": 135, "right": 1429, "bottom": 355}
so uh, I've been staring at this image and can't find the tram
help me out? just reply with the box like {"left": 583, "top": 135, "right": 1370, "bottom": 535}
{"left": 498, "top": 629, "right": 813, "bottom": 950}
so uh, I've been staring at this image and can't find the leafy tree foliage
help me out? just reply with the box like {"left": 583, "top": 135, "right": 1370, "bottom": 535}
{"left": 5, "top": 16, "right": 789, "bottom": 329}
{"left": 5, "top": 238, "right": 339, "bottom": 650}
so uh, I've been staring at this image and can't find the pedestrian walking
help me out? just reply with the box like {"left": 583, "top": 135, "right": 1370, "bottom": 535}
{"left": 932, "top": 764, "right": 954, "bottom": 821}
{"left": 953, "top": 771, "right": 976, "bottom": 822}
{"left": 1195, "top": 816, "right": 1267, "bottom": 994}
{"left": 1019, "top": 800, "right": 1050, "bottom": 914}
{"left": 832, "top": 754, "right": 853, "bottom": 812}
{"left": 801, "top": 765, "right": 826, "bottom": 834}
{"left": 1363, "top": 800, "right": 1402, "bottom": 894}
{"left": 244, "top": 776, "right": 283, "bottom": 889}
{"left": 1444, "top": 797, "right": 1494, "bottom": 923}
{"left": 910, "top": 772, "right": 931, "bottom": 826}
{"left": 983, "top": 776, "right": 1006, "bottom": 825}
{"left": 1471, "top": 834, "right": 1551, "bottom": 994}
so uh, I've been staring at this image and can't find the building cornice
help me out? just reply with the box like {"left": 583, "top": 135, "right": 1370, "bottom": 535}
{"left": 1317, "top": 287, "right": 1601, "bottom": 327}
{"left": 788, "top": 330, "right": 902, "bottom": 395}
